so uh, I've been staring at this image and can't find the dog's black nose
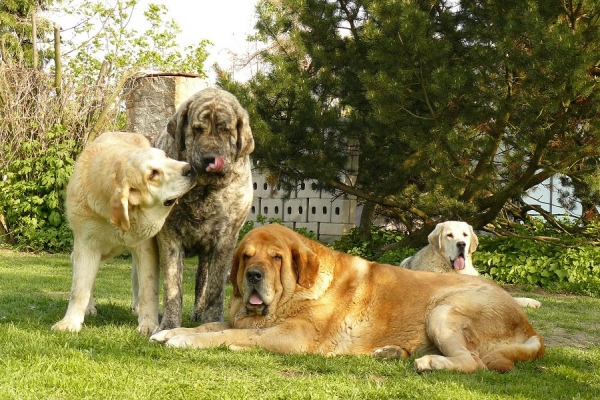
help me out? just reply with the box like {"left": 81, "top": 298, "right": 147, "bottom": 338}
{"left": 457, "top": 241, "right": 466, "bottom": 251}
{"left": 246, "top": 268, "right": 263, "bottom": 283}
{"left": 182, "top": 164, "right": 193, "bottom": 177}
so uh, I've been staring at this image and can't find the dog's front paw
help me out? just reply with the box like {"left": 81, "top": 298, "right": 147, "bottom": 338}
{"left": 137, "top": 323, "right": 158, "bottom": 336}
{"left": 165, "top": 334, "right": 197, "bottom": 349}
{"left": 150, "top": 328, "right": 180, "bottom": 343}
{"left": 51, "top": 318, "right": 83, "bottom": 333}
{"left": 373, "top": 345, "right": 410, "bottom": 359}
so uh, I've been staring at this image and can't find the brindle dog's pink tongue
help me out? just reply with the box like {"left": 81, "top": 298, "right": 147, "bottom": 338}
{"left": 206, "top": 156, "right": 225, "bottom": 172}
{"left": 249, "top": 292, "right": 264, "bottom": 305}
{"left": 453, "top": 254, "right": 465, "bottom": 270}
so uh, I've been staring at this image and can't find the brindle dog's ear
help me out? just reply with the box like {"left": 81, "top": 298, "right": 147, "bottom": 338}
{"left": 428, "top": 222, "right": 444, "bottom": 250}
{"left": 167, "top": 99, "right": 192, "bottom": 157}
{"left": 235, "top": 107, "right": 255, "bottom": 160}
{"left": 110, "top": 182, "right": 131, "bottom": 232}
{"left": 291, "top": 240, "right": 320, "bottom": 289}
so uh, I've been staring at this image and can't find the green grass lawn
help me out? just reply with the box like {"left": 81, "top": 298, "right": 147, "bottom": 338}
{"left": 0, "top": 249, "right": 598, "bottom": 399}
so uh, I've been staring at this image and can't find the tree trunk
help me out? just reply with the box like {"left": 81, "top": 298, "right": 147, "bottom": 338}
{"left": 0, "top": 215, "right": 15, "bottom": 246}
{"left": 53, "top": 24, "right": 61, "bottom": 96}
{"left": 358, "top": 201, "right": 376, "bottom": 245}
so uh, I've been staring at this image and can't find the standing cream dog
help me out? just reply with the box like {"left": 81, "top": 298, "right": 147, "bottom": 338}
{"left": 52, "top": 132, "right": 196, "bottom": 334}
{"left": 401, "top": 221, "right": 541, "bottom": 308}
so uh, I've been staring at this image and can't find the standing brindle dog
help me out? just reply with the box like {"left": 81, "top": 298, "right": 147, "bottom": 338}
{"left": 154, "top": 88, "right": 254, "bottom": 330}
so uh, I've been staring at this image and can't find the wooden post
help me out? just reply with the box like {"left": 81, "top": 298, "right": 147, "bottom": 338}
{"left": 54, "top": 24, "right": 61, "bottom": 96}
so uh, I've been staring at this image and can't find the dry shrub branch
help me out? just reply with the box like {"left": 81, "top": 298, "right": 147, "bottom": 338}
{"left": 0, "top": 65, "right": 122, "bottom": 250}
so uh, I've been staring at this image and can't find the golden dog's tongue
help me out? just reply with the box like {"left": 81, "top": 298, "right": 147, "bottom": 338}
{"left": 453, "top": 254, "right": 465, "bottom": 270}
{"left": 249, "top": 292, "right": 264, "bottom": 305}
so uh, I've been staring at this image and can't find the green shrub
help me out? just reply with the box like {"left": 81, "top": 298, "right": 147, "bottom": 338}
{"left": 475, "top": 235, "right": 600, "bottom": 297}
{"left": 332, "top": 226, "right": 410, "bottom": 263}
{"left": 0, "top": 125, "right": 78, "bottom": 252}
{"left": 333, "top": 222, "right": 600, "bottom": 296}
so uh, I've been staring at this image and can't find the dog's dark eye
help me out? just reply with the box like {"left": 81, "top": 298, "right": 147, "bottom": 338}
{"left": 217, "top": 124, "right": 229, "bottom": 134}
{"left": 273, "top": 255, "right": 282, "bottom": 262}
{"left": 447, "top": 233, "right": 454, "bottom": 238}
{"left": 149, "top": 169, "right": 160, "bottom": 180}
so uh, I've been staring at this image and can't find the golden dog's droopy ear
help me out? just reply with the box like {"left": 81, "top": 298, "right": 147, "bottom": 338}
{"left": 167, "top": 100, "right": 191, "bottom": 156}
{"left": 428, "top": 222, "right": 444, "bottom": 250}
{"left": 230, "top": 247, "right": 243, "bottom": 297}
{"left": 235, "top": 107, "right": 254, "bottom": 160}
{"left": 110, "top": 183, "right": 131, "bottom": 232}
{"left": 291, "top": 241, "right": 320, "bottom": 289}
{"left": 469, "top": 225, "right": 479, "bottom": 254}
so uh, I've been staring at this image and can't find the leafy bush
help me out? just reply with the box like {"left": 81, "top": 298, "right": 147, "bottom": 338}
{"left": 332, "top": 222, "right": 600, "bottom": 296}
{"left": 0, "top": 125, "right": 78, "bottom": 252}
{"left": 333, "top": 226, "right": 413, "bottom": 265}
{"left": 475, "top": 235, "right": 600, "bottom": 297}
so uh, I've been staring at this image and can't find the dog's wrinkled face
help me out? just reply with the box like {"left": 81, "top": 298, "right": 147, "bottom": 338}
{"left": 110, "top": 147, "right": 196, "bottom": 231}
{"left": 428, "top": 221, "right": 479, "bottom": 271}
{"left": 167, "top": 88, "right": 254, "bottom": 177}
{"left": 230, "top": 225, "right": 320, "bottom": 320}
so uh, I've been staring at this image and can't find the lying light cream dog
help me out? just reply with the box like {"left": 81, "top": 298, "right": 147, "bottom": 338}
{"left": 401, "top": 221, "right": 542, "bottom": 308}
{"left": 52, "top": 131, "right": 196, "bottom": 334}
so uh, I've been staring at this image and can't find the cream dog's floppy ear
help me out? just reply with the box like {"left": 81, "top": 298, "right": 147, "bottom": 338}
{"left": 469, "top": 225, "right": 479, "bottom": 254}
{"left": 428, "top": 223, "right": 444, "bottom": 250}
{"left": 235, "top": 107, "right": 254, "bottom": 160}
{"left": 291, "top": 240, "right": 320, "bottom": 289}
{"left": 110, "top": 182, "right": 131, "bottom": 232}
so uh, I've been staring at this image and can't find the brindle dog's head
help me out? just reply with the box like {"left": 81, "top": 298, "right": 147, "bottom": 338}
{"left": 166, "top": 88, "right": 254, "bottom": 176}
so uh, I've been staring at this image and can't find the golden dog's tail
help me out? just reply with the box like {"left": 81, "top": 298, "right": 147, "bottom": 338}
{"left": 482, "top": 334, "right": 545, "bottom": 373}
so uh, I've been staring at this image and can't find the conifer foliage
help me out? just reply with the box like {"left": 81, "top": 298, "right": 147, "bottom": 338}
{"left": 237, "top": 0, "right": 600, "bottom": 242}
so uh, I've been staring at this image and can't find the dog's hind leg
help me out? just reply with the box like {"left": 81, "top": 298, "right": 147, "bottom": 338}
{"left": 132, "top": 238, "right": 160, "bottom": 335}
{"left": 52, "top": 244, "right": 101, "bottom": 332}
{"left": 157, "top": 229, "right": 186, "bottom": 330}
{"left": 131, "top": 259, "right": 139, "bottom": 315}
{"left": 414, "top": 304, "right": 486, "bottom": 373}
{"left": 192, "top": 238, "right": 237, "bottom": 323}
{"left": 481, "top": 335, "right": 544, "bottom": 372}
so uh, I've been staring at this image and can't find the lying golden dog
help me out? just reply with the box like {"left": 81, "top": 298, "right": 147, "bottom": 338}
{"left": 151, "top": 224, "right": 544, "bottom": 373}
{"left": 52, "top": 132, "right": 196, "bottom": 334}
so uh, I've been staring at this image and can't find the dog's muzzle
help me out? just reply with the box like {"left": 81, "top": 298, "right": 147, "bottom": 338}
{"left": 202, "top": 153, "right": 225, "bottom": 173}
{"left": 452, "top": 242, "right": 466, "bottom": 270}
{"left": 245, "top": 267, "right": 269, "bottom": 315}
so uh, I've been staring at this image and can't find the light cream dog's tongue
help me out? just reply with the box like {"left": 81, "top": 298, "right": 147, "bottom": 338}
{"left": 453, "top": 254, "right": 465, "bottom": 270}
